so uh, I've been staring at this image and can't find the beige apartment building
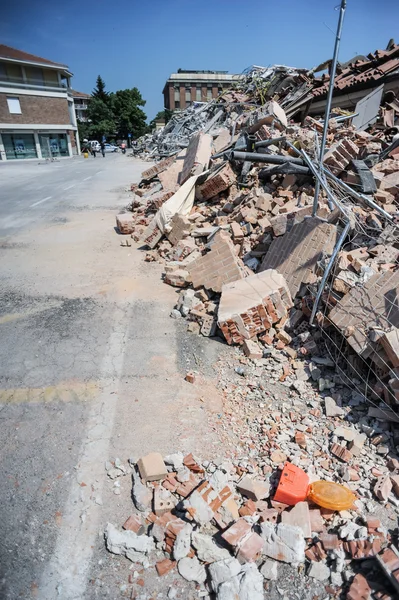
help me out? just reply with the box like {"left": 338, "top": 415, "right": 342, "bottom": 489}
{"left": 0, "top": 45, "right": 80, "bottom": 161}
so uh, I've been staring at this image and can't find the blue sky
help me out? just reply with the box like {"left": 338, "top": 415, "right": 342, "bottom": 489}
{"left": 1, "top": 0, "right": 398, "bottom": 121}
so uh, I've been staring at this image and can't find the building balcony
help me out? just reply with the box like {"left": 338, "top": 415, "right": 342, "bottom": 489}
{"left": 0, "top": 76, "right": 70, "bottom": 94}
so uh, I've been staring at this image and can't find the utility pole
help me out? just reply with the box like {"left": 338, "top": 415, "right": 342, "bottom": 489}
{"left": 313, "top": 0, "right": 347, "bottom": 215}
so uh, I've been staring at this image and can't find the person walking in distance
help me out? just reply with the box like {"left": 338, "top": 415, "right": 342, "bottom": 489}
{"left": 121, "top": 141, "right": 126, "bottom": 154}
{"left": 91, "top": 143, "right": 97, "bottom": 158}
{"left": 100, "top": 140, "right": 105, "bottom": 158}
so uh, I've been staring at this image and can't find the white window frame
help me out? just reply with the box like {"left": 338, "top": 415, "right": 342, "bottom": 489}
{"left": 7, "top": 97, "right": 21, "bottom": 114}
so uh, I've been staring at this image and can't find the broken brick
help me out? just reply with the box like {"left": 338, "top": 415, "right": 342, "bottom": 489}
{"left": 122, "top": 514, "right": 145, "bottom": 535}
{"left": 137, "top": 453, "right": 168, "bottom": 483}
{"left": 319, "top": 533, "right": 340, "bottom": 550}
{"left": 374, "top": 475, "right": 392, "bottom": 502}
{"left": 188, "top": 230, "right": 244, "bottom": 293}
{"left": 185, "top": 372, "right": 196, "bottom": 384}
{"left": 183, "top": 453, "right": 204, "bottom": 474}
{"left": 222, "top": 518, "right": 252, "bottom": 547}
{"left": 239, "top": 499, "right": 257, "bottom": 517}
{"left": 236, "top": 531, "right": 264, "bottom": 563}
{"left": 218, "top": 269, "right": 292, "bottom": 345}
{"left": 243, "top": 339, "right": 263, "bottom": 359}
{"left": 330, "top": 443, "right": 353, "bottom": 463}
{"left": 155, "top": 558, "right": 176, "bottom": 576}
{"left": 116, "top": 213, "right": 134, "bottom": 234}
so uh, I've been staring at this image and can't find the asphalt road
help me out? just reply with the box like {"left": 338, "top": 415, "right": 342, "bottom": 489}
{"left": 0, "top": 153, "right": 222, "bottom": 599}
{"left": 0, "top": 153, "right": 123, "bottom": 236}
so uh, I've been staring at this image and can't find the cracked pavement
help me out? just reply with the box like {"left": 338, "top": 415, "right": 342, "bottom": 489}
{"left": 0, "top": 155, "right": 223, "bottom": 599}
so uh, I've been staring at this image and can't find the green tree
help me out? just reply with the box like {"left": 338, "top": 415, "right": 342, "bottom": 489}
{"left": 85, "top": 96, "right": 116, "bottom": 139}
{"left": 92, "top": 75, "right": 109, "bottom": 104}
{"left": 77, "top": 119, "right": 90, "bottom": 143}
{"left": 112, "top": 88, "right": 147, "bottom": 139}
{"left": 148, "top": 109, "right": 173, "bottom": 130}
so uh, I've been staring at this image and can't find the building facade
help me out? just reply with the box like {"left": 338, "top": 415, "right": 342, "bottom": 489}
{"left": 0, "top": 45, "right": 80, "bottom": 161}
{"left": 163, "top": 69, "right": 239, "bottom": 111}
{"left": 72, "top": 90, "right": 90, "bottom": 122}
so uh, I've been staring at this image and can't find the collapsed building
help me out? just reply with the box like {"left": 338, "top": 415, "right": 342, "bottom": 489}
{"left": 121, "top": 39, "right": 399, "bottom": 417}
{"left": 112, "top": 39, "right": 399, "bottom": 598}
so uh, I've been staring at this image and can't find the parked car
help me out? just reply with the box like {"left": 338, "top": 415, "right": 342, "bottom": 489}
{"left": 90, "top": 140, "right": 101, "bottom": 152}
{"left": 103, "top": 143, "right": 118, "bottom": 153}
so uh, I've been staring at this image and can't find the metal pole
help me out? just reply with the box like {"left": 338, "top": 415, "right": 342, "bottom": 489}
{"left": 313, "top": 0, "right": 347, "bottom": 215}
{"left": 231, "top": 150, "right": 304, "bottom": 165}
{"left": 309, "top": 220, "right": 351, "bottom": 325}
{"left": 290, "top": 146, "right": 342, "bottom": 214}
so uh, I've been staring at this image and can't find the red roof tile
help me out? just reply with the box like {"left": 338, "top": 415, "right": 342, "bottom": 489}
{"left": 313, "top": 43, "right": 399, "bottom": 98}
{"left": 71, "top": 89, "right": 91, "bottom": 99}
{"left": 0, "top": 44, "right": 68, "bottom": 69}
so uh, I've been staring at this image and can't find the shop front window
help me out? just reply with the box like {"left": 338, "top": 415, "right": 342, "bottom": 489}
{"left": 40, "top": 134, "right": 69, "bottom": 158}
{"left": 2, "top": 133, "right": 37, "bottom": 159}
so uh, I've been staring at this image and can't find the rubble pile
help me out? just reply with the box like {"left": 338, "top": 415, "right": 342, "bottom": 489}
{"left": 104, "top": 441, "right": 399, "bottom": 598}
{"left": 133, "top": 64, "right": 313, "bottom": 159}
{"left": 111, "top": 44, "right": 399, "bottom": 597}
{"left": 117, "top": 77, "right": 399, "bottom": 413}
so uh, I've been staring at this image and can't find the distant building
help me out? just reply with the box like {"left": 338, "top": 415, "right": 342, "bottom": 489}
{"left": 0, "top": 44, "right": 80, "bottom": 160}
{"left": 163, "top": 69, "right": 240, "bottom": 111}
{"left": 72, "top": 90, "right": 90, "bottom": 122}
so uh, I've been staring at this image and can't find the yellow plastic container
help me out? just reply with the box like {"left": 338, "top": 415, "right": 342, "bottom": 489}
{"left": 308, "top": 481, "right": 356, "bottom": 511}
{"left": 83, "top": 152, "right": 89, "bottom": 159}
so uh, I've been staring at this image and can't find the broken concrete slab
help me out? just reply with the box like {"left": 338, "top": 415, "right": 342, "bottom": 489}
{"left": 191, "top": 531, "right": 231, "bottom": 563}
{"left": 324, "top": 396, "right": 344, "bottom": 417}
{"left": 173, "top": 523, "right": 192, "bottom": 560}
{"left": 237, "top": 476, "right": 270, "bottom": 501}
{"left": 308, "top": 561, "right": 330, "bottom": 581}
{"left": 104, "top": 523, "right": 154, "bottom": 565}
{"left": 180, "top": 132, "right": 212, "bottom": 184}
{"left": 177, "top": 556, "right": 206, "bottom": 583}
{"left": 281, "top": 502, "right": 311, "bottom": 537}
{"left": 208, "top": 557, "right": 242, "bottom": 592}
{"left": 238, "top": 562, "right": 264, "bottom": 600}
{"left": 132, "top": 470, "right": 152, "bottom": 512}
{"left": 261, "top": 522, "right": 305, "bottom": 565}
{"left": 260, "top": 559, "right": 278, "bottom": 580}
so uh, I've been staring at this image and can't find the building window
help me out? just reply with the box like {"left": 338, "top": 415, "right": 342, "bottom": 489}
{"left": 175, "top": 100, "right": 180, "bottom": 109}
{"left": 7, "top": 97, "right": 21, "bottom": 114}
{"left": 206, "top": 87, "right": 212, "bottom": 101}
{"left": 2, "top": 133, "right": 37, "bottom": 159}
{"left": 185, "top": 87, "right": 191, "bottom": 106}
{"left": 25, "top": 67, "right": 44, "bottom": 86}
{"left": 196, "top": 86, "right": 201, "bottom": 101}
{"left": 39, "top": 134, "right": 69, "bottom": 158}
{"left": 68, "top": 101, "right": 76, "bottom": 125}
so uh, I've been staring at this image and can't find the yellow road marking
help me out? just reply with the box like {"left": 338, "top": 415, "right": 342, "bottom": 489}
{"left": 0, "top": 381, "right": 98, "bottom": 404}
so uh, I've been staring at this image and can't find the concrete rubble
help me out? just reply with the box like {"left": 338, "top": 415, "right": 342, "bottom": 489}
{"left": 103, "top": 437, "right": 399, "bottom": 598}
{"left": 109, "top": 43, "right": 399, "bottom": 599}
